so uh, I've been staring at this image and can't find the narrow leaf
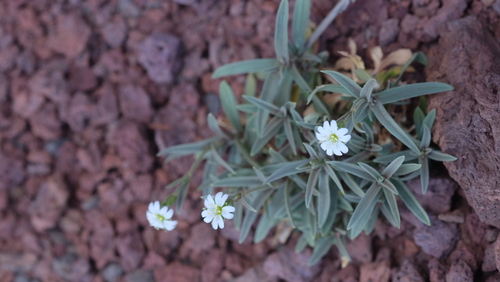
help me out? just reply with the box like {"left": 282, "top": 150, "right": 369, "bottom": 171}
{"left": 358, "top": 162, "right": 382, "bottom": 180}
{"left": 307, "top": 84, "right": 353, "bottom": 104}
{"left": 321, "top": 70, "right": 361, "bottom": 98}
{"left": 420, "top": 157, "right": 429, "bottom": 194}
{"left": 265, "top": 159, "right": 311, "bottom": 183}
{"left": 347, "top": 183, "right": 382, "bottom": 230}
{"left": 377, "top": 82, "right": 454, "bottom": 104}
{"left": 393, "top": 164, "right": 422, "bottom": 176}
{"left": 212, "top": 59, "right": 279, "bottom": 78}
{"left": 210, "top": 145, "right": 235, "bottom": 174}
{"left": 328, "top": 161, "right": 374, "bottom": 181}
{"left": 292, "top": 0, "right": 311, "bottom": 50}
{"left": 243, "top": 95, "right": 280, "bottom": 113}
{"left": 207, "top": 113, "right": 227, "bottom": 138}
{"left": 323, "top": 163, "right": 344, "bottom": 194}
{"left": 219, "top": 81, "right": 242, "bottom": 131}
{"left": 420, "top": 124, "right": 431, "bottom": 149}
{"left": 381, "top": 156, "right": 405, "bottom": 179}
{"left": 393, "top": 178, "right": 430, "bottom": 225}
{"left": 290, "top": 64, "right": 311, "bottom": 91}
{"left": 274, "top": 0, "right": 289, "bottom": 63}
{"left": 317, "top": 170, "right": 330, "bottom": 227}
{"left": 428, "top": 150, "right": 457, "bottom": 162}
{"left": 308, "top": 236, "right": 334, "bottom": 265}
{"left": 305, "top": 168, "right": 320, "bottom": 209}
{"left": 371, "top": 102, "right": 420, "bottom": 154}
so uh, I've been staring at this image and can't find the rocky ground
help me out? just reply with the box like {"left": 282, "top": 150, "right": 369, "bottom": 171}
{"left": 0, "top": 0, "right": 499, "bottom": 281}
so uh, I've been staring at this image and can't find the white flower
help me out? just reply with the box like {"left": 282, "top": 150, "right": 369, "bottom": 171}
{"left": 316, "top": 120, "right": 351, "bottom": 156}
{"left": 146, "top": 201, "right": 177, "bottom": 231}
{"left": 201, "top": 192, "right": 235, "bottom": 230}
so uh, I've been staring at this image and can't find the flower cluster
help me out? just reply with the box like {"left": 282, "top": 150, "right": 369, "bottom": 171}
{"left": 316, "top": 120, "right": 351, "bottom": 156}
{"left": 146, "top": 201, "right": 177, "bottom": 231}
{"left": 147, "top": 192, "right": 235, "bottom": 231}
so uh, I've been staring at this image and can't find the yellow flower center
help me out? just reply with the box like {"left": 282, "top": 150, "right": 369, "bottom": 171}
{"left": 156, "top": 214, "right": 166, "bottom": 221}
{"left": 329, "top": 133, "right": 339, "bottom": 143}
{"left": 215, "top": 206, "right": 223, "bottom": 215}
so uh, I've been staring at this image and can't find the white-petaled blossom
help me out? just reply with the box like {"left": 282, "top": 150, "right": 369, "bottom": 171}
{"left": 316, "top": 120, "right": 351, "bottom": 156}
{"left": 201, "top": 192, "right": 235, "bottom": 230}
{"left": 146, "top": 201, "right": 177, "bottom": 231}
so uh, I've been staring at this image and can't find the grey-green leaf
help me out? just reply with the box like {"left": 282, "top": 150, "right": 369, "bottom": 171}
{"left": 381, "top": 156, "right": 405, "bottom": 179}
{"left": 212, "top": 58, "right": 279, "bottom": 78}
{"left": 371, "top": 101, "right": 420, "bottom": 154}
{"left": 317, "top": 169, "right": 330, "bottom": 227}
{"left": 321, "top": 70, "right": 361, "bottom": 98}
{"left": 274, "top": 0, "right": 289, "bottom": 63}
{"left": 347, "top": 183, "right": 382, "bottom": 230}
{"left": 292, "top": 0, "right": 311, "bottom": 50}
{"left": 393, "top": 178, "right": 430, "bottom": 226}
{"left": 428, "top": 150, "right": 457, "bottom": 162}
{"left": 377, "top": 82, "right": 454, "bottom": 104}
{"left": 219, "top": 81, "right": 242, "bottom": 131}
{"left": 305, "top": 168, "right": 320, "bottom": 209}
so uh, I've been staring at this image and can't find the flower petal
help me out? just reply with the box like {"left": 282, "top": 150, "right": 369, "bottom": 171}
{"left": 203, "top": 214, "right": 214, "bottom": 223}
{"left": 163, "top": 220, "right": 177, "bottom": 231}
{"left": 333, "top": 144, "right": 342, "bottom": 156}
{"left": 338, "top": 142, "right": 349, "bottom": 154}
{"left": 326, "top": 147, "right": 334, "bottom": 156}
{"left": 201, "top": 210, "right": 211, "bottom": 218}
{"left": 222, "top": 210, "right": 234, "bottom": 219}
{"left": 337, "top": 128, "right": 348, "bottom": 136}
{"left": 340, "top": 134, "right": 351, "bottom": 143}
{"left": 218, "top": 217, "right": 225, "bottom": 229}
{"left": 329, "top": 120, "right": 338, "bottom": 130}
{"left": 215, "top": 192, "right": 228, "bottom": 206}
{"left": 211, "top": 216, "right": 220, "bottom": 230}
{"left": 323, "top": 120, "right": 330, "bottom": 129}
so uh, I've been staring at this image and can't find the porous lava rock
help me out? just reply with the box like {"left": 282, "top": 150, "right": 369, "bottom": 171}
{"left": 426, "top": 16, "right": 500, "bottom": 228}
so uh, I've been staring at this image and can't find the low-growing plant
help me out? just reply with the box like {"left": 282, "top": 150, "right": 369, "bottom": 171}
{"left": 149, "top": 0, "right": 455, "bottom": 265}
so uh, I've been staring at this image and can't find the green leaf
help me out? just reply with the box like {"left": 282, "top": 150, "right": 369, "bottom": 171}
{"left": 284, "top": 181, "right": 296, "bottom": 227}
{"left": 236, "top": 104, "right": 257, "bottom": 114}
{"left": 219, "top": 81, "right": 242, "bottom": 132}
{"left": 393, "top": 178, "right": 430, "bottom": 226}
{"left": 283, "top": 118, "right": 297, "bottom": 154}
{"left": 371, "top": 102, "right": 420, "bottom": 154}
{"left": 338, "top": 171, "right": 365, "bottom": 197}
{"left": 377, "top": 82, "right": 454, "bottom": 104}
{"left": 308, "top": 236, "right": 334, "bottom": 265}
{"left": 295, "top": 235, "right": 308, "bottom": 253}
{"left": 413, "top": 107, "right": 425, "bottom": 137}
{"left": 355, "top": 69, "right": 373, "bottom": 82}
{"left": 274, "top": 0, "right": 289, "bottom": 63}
{"left": 393, "top": 164, "right": 422, "bottom": 176}
{"left": 373, "top": 150, "right": 417, "bottom": 163}
{"left": 358, "top": 162, "right": 382, "bottom": 181}
{"left": 251, "top": 116, "right": 284, "bottom": 156}
{"left": 381, "top": 179, "right": 398, "bottom": 195}
{"left": 360, "top": 79, "right": 377, "bottom": 101}
{"left": 307, "top": 84, "right": 353, "bottom": 104}
{"left": 292, "top": 0, "right": 311, "bottom": 50}
{"left": 303, "top": 143, "right": 318, "bottom": 159}
{"left": 347, "top": 183, "right": 382, "bottom": 230}
{"left": 207, "top": 113, "right": 227, "bottom": 138}
{"left": 383, "top": 186, "right": 400, "bottom": 228}
{"left": 305, "top": 168, "right": 320, "bottom": 209}
{"left": 420, "top": 157, "right": 429, "bottom": 194}
{"left": 381, "top": 156, "right": 405, "bottom": 179}
{"left": 317, "top": 170, "right": 330, "bottom": 227}
{"left": 254, "top": 208, "right": 277, "bottom": 243}
{"left": 323, "top": 163, "right": 344, "bottom": 194}
{"left": 210, "top": 145, "right": 235, "bottom": 174}
{"left": 265, "top": 159, "right": 311, "bottom": 183}
{"left": 243, "top": 95, "right": 280, "bottom": 113}
{"left": 212, "top": 59, "right": 279, "bottom": 78}
{"left": 212, "top": 176, "right": 263, "bottom": 187}
{"left": 428, "top": 150, "right": 457, "bottom": 162}
{"left": 290, "top": 64, "right": 311, "bottom": 91}
{"left": 420, "top": 124, "right": 431, "bottom": 149}
{"left": 321, "top": 70, "right": 361, "bottom": 98}
{"left": 239, "top": 189, "right": 274, "bottom": 243}
{"left": 422, "top": 109, "right": 436, "bottom": 129}
{"left": 175, "top": 181, "right": 189, "bottom": 211}
{"left": 244, "top": 73, "right": 257, "bottom": 96}
{"left": 158, "top": 137, "right": 218, "bottom": 162}
{"left": 328, "top": 161, "right": 374, "bottom": 181}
